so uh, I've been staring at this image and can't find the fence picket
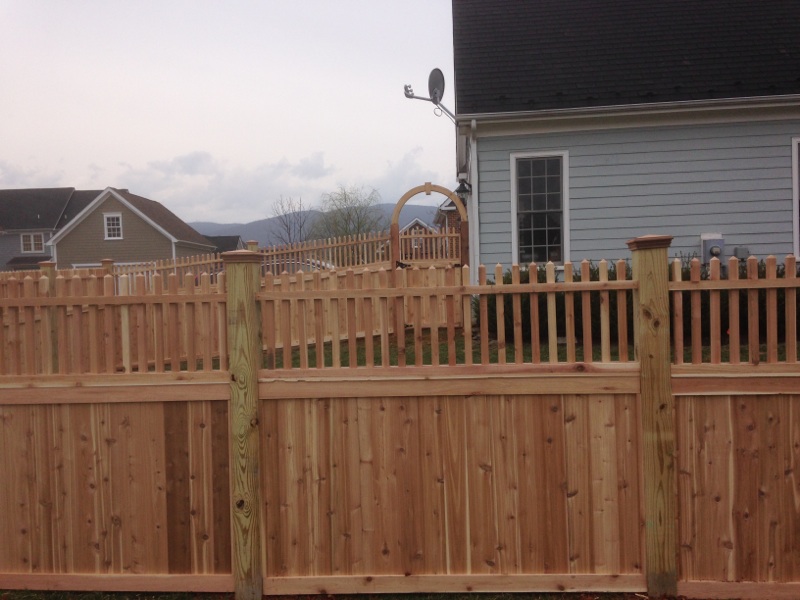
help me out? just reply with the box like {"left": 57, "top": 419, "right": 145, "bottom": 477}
{"left": 581, "top": 260, "right": 593, "bottom": 363}
{"left": 363, "top": 270, "right": 374, "bottom": 368}
{"left": 765, "top": 256, "right": 778, "bottom": 363}
{"left": 599, "top": 260, "right": 611, "bottom": 362}
{"left": 690, "top": 258, "right": 702, "bottom": 364}
{"left": 727, "top": 257, "right": 740, "bottom": 364}
{"left": 479, "top": 265, "right": 489, "bottom": 364}
{"left": 184, "top": 273, "right": 196, "bottom": 372}
{"left": 671, "top": 260, "right": 684, "bottom": 365}
{"left": 263, "top": 272, "right": 276, "bottom": 370}
{"left": 786, "top": 255, "right": 797, "bottom": 363}
{"left": 297, "top": 271, "right": 309, "bottom": 369}
{"left": 23, "top": 277, "right": 36, "bottom": 375}
{"left": 528, "top": 262, "right": 540, "bottom": 364}
{"left": 445, "top": 266, "right": 456, "bottom": 367}
{"left": 428, "top": 266, "right": 440, "bottom": 367}
{"left": 495, "top": 264, "right": 506, "bottom": 364}
{"left": 69, "top": 275, "right": 84, "bottom": 374}
{"left": 546, "top": 262, "right": 557, "bottom": 363}
{"left": 616, "top": 259, "right": 629, "bottom": 362}
{"left": 346, "top": 270, "right": 357, "bottom": 368}
{"left": 709, "top": 258, "right": 721, "bottom": 364}
{"left": 747, "top": 256, "right": 760, "bottom": 365}
{"left": 6, "top": 278, "right": 19, "bottom": 375}
{"left": 38, "top": 274, "right": 53, "bottom": 375}
{"left": 462, "top": 265, "right": 473, "bottom": 366}
{"left": 136, "top": 274, "right": 148, "bottom": 372}
{"left": 511, "top": 264, "right": 523, "bottom": 363}
{"left": 120, "top": 275, "right": 132, "bottom": 373}
{"left": 153, "top": 274, "right": 165, "bottom": 372}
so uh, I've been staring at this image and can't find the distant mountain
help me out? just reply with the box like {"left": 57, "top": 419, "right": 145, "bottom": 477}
{"left": 190, "top": 203, "right": 439, "bottom": 248}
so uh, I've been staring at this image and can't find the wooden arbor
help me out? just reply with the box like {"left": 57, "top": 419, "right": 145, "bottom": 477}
{"left": 389, "top": 182, "right": 469, "bottom": 269}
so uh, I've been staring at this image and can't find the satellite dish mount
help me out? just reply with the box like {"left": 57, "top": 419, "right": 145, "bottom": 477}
{"left": 404, "top": 68, "right": 455, "bottom": 122}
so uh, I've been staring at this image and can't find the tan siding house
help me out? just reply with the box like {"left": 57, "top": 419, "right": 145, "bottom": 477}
{"left": 48, "top": 188, "right": 214, "bottom": 268}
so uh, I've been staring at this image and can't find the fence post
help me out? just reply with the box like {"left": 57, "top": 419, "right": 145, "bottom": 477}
{"left": 222, "top": 250, "right": 263, "bottom": 600}
{"left": 627, "top": 234, "right": 676, "bottom": 597}
{"left": 246, "top": 240, "right": 259, "bottom": 252}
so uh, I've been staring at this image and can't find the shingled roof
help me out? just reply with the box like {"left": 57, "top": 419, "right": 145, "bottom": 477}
{"left": 0, "top": 188, "right": 78, "bottom": 230}
{"left": 452, "top": 0, "right": 800, "bottom": 115}
{"left": 115, "top": 189, "right": 213, "bottom": 247}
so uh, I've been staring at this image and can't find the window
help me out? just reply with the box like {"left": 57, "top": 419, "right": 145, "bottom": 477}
{"left": 21, "top": 233, "right": 44, "bottom": 253}
{"left": 104, "top": 213, "right": 123, "bottom": 239}
{"left": 512, "top": 152, "right": 569, "bottom": 264}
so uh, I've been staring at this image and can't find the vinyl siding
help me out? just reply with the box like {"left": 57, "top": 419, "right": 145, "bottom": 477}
{"left": 55, "top": 197, "right": 173, "bottom": 268}
{"left": 0, "top": 229, "right": 53, "bottom": 270}
{"left": 476, "top": 119, "right": 800, "bottom": 267}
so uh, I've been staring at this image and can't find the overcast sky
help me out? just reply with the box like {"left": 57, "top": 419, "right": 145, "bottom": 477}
{"left": 0, "top": 1, "right": 455, "bottom": 224}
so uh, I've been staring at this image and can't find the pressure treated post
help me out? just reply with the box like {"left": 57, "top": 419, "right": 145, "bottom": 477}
{"left": 627, "top": 234, "right": 676, "bottom": 597}
{"left": 223, "top": 250, "right": 263, "bottom": 600}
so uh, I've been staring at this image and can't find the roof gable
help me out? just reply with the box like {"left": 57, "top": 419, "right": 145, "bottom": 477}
{"left": 453, "top": 0, "right": 800, "bottom": 115}
{"left": 48, "top": 188, "right": 214, "bottom": 248}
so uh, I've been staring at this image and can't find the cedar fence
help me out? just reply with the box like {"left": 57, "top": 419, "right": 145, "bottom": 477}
{"left": 0, "top": 235, "right": 799, "bottom": 599}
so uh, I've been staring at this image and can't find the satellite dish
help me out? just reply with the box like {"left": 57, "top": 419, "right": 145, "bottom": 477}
{"left": 428, "top": 68, "right": 445, "bottom": 106}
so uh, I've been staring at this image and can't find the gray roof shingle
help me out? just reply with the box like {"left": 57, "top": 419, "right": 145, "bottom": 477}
{"left": 453, "top": 0, "right": 800, "bottom": 115}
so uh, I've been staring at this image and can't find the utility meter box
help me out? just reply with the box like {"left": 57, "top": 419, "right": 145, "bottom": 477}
{"left": 700, "top": 233, "right": 725, "bottom": 264}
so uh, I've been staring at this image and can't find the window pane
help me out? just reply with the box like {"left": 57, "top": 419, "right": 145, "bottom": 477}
{"left": 519, "top": 230, "right": 532, "bottom": 247}
{"left": 534, "top": 247, "right": 547, "bottom": 262}
{"left": 533, "top": 194, "right": 547, "bottom": 211}
{"left": 534, "top": 229, "right": 547, "bottom": 246}
{"left": 518, "top": 214, "right": 532, "bottom": 230}
{"left": 547, "top": 175, "right": 561, "bottom": 192}
{"left": 547, "top": 194, "right": 561, "bottom": 210}
{"left": 532, "top": 177, "right": 546, "bottom": 194}
{"left": 518, "top": 177, "right": 531, "bottom": 195}
{"left": 531, "top": 160, "right": 546, "bottom": 177}
{"left": 518, "top": 159, "right": 532, "bottom": 177}
{"left": 520, "top": 248, "right": 533, "bottom": 263}
{"left": 22, "top": 235, "right": 31, "bottom": 252}
{"left": 547, "top": 213, "right": 562, "bottom": 228}
{"left": 533, "top": 213, "right": 547, "bottom": 229}
{"left": 519, "top": 195, "right": 532, "bottom": 212}
{"left": 546, "top": 157, "right": 561, "bottom": 176}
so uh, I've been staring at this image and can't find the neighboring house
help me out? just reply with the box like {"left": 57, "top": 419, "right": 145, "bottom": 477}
{"left": 0, "top": 188, "right": 102, "bottom": 271}
{"left": 0, "top": 186, "right": 216, "bottom": 270}
{"left": 434, "top": 197, "right": 463, "bottom": 236}
{"left": 205, "top": 235, "right": 246, "bottom": 253}
{"left": 47, "top": 187, "right": 215, "bottom": 268}
{"left": 452, "top": 0, "right": 800, "bottom": 276}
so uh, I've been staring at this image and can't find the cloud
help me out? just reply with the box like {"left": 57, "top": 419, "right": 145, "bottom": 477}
{"left": 367, "top": 147, "right": 451, "bottom": 206}
{"left": 0, "top": 160, "right": 64, "bottom": 188}
{"left": 291, "top": 152, "right": 332, "bottom": 179}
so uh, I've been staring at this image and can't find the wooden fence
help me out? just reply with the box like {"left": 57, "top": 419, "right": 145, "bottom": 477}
{"left": 1, "top": 236, "right": 799, "bottom": 599}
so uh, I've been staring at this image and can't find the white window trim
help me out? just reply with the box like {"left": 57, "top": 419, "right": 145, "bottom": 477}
{"left": 20, "top": 232, "right": 45, "bottom": 254}
{"left": 510, "top": 150, "right": 570, "bottom": 265}
{"left": 792, "top": 137, "right": 800, "bottom": 258}
{"left": 104, "top": 212, "right": 123, "bottom": 240}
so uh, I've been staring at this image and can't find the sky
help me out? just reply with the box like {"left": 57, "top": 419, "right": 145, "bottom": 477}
{"left": 0, "top": 1, "right": 456, "bottom": 224}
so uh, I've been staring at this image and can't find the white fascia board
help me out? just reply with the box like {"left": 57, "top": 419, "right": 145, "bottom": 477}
{"left": 457, "top": 95, "right": 800, "bottom": 138}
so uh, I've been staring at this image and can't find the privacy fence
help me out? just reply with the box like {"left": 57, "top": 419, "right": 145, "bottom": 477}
{"left": 0, "top": 235, "right": 799, "bottom": 600}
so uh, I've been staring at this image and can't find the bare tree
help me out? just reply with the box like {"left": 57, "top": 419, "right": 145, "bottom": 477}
{"left": 310, "top": 185, "right": 388, "bottom": 240}
{"left": 271, "top": 196, "right": 313, "bottom": 246}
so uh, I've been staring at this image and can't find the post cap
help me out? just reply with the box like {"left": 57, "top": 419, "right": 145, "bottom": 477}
{"left": 626, "top": 235, "right": 673, "bottom": 251}
{"left": 221, "top": 250, "right": 263, "bottom": 264}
